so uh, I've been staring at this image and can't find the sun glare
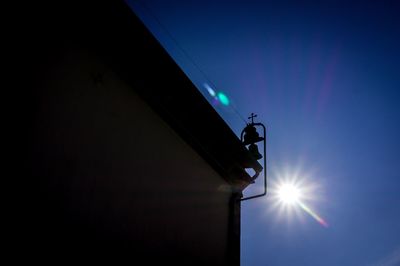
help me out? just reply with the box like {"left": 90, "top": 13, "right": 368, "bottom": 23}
{"left": 268, "top": 167, "right": 329, "bottom": 227}
{"left": 277, "top": 183, "right": 301, "bottom": 204}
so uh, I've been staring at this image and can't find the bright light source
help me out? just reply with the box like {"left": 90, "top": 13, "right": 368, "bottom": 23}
{"left": 268, "top": 170, "right": 329, "bottom": 227}
{"left": 277, "top": 183, "right": 301, "bottom": 204}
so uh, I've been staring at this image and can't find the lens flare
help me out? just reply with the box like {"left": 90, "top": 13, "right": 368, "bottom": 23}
{"left": 202, "top": 83, "right": 231, "bottom": 107}
{"left": 217, "top": 92, "right": 230, "bottom": 106}
{"left": 297, "top": 201, "right": 329, "bottom": 227}
{"left": 203, "top": 83, "right": 216, "bottom": 97}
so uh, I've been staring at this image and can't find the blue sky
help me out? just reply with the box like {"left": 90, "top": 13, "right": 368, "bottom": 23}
{"left": 127, "top": 1, "right": 400, "bottom": 265}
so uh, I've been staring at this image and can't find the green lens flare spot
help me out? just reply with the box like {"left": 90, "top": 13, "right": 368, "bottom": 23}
{"left": 217, "top": 92, "right": 230, "bottom": 106}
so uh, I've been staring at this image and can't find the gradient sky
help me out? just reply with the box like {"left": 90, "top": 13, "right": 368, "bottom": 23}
{"left": 127, "top": 1, "right": 400, "bottom": 265}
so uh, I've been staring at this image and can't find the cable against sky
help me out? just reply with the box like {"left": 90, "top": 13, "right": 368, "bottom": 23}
{"left": 130, "top": 0, "right": 248, "bottom": 124}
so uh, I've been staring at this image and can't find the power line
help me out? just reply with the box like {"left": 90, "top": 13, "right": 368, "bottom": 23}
{"left": 132, "top": 0, "right": 248, "bottom": 125}
{"left": 231, "top": 104, "right": 248, "bottom": 124}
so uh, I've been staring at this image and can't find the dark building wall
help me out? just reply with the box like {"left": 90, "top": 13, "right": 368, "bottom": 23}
{"left": 28, "top": 47, "right": 233, "bottom": 265}
{"left": 13, "top": 2, "right": 260, "bottom": 265}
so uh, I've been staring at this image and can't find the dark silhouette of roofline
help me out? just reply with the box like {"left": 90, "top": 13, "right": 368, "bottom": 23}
{"left": 25, "top": 0, "right": 262, "bottom": 192}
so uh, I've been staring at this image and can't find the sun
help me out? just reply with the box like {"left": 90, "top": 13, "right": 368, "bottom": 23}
{"left": 277, "top": 183, "right": 302, "bottom": 205}
{"left": 266, "top": 167, "right": 329, "bottom": 227}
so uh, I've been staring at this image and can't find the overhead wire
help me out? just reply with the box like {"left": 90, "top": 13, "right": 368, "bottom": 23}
{"left": 131, "top": 0, "right": 248, "bottom": 125}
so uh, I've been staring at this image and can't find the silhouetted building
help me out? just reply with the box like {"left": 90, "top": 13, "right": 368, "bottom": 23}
{"left": 22, "top": 1, "right": 261, "bottom": 265}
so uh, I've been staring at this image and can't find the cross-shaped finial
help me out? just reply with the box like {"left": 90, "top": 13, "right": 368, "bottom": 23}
{"left": 248, "top": 113, "right": 257, "bottom": 124}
